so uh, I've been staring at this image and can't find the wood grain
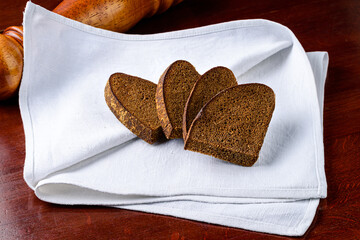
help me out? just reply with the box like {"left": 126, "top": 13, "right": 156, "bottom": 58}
{"left": 0, "top": 31, "right": 23, "bottom": 100}
{"left": 1, "top": 0, "right": 360, "bottom": 239}
{"left": 53, "top": 0, "right": 183, "bottom": 32}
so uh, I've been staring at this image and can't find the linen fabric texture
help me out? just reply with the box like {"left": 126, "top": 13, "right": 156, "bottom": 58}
{"left": 20, "top": 2, "right": 328, "bottom": 236}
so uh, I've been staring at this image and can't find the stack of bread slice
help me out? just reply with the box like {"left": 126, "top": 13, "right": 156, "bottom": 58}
{"left": 104, "top": 60, "right": 275, "bottom": 166}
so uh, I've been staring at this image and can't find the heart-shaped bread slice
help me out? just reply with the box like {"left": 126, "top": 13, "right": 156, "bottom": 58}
{"left": 184, "top": 84, "right": 275, "bottom": 166}
{"left": 105, "top": 73, "right": 164, "bottom": 144}
{"left": 156, "top": 60, "right": 201, "bottom": 139}
{"left": 183, "top": 66, "right": 238, "bottom": 140}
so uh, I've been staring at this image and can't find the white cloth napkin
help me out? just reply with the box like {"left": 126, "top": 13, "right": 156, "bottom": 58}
{"left": 20, "top": 2, "right": 328, "bottom": 236}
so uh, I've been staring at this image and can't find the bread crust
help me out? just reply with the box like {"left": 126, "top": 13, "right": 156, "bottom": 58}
{"left": 105, "top": 74, "right": 163, "bottom": 144}
{"left": 184, "top": 83, "right": 275, "bottom": 166}
{"left": 155, "top": 66, "right": 174, "bottom": 139}
{"left": 155, "top": 60, "right": 200, "bottom": 139}
{"left": 182, "top": 66, "right": 237, "bottom": 140}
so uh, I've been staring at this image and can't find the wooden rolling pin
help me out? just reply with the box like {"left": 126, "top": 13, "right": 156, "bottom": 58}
{"left": 0, "top": 0, "right": 183, "bottom": 100}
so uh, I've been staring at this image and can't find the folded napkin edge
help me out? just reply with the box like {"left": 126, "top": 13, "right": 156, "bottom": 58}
{"left": 24, "top": 1, "right": 293, "bottom": 42}
{"left": 118, "top": 198, "right": 320, "bottom": 236}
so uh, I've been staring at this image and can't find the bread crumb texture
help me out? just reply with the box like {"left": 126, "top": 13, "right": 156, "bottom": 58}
{"left": 183, "top": 66, "right": 238, "bottom": 139}
{"left": 156, "top": 60, "right": 200, "bottom": 139}
{"left": 105, "top": 73, "right": 163, "bottom": 144}
{"left": 185, "top": 84, "right": 275, "bottom": 166}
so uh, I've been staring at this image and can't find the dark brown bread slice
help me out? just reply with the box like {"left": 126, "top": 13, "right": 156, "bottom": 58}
{"left": 104, "top": 73, "right": 164, "bottom": 144}
{"left": 182, "top": 66, "right": 238, "bottom": 139}
{"left": 156, "top": 60, "right": 201, "bottom": 139}
{"left": 184, "top": 84, "right": 275, "bottom": 166}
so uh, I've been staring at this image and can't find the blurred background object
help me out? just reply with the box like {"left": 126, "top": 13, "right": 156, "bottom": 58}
{"left": 0, "top": 0, "right": 183, "bottom": 100}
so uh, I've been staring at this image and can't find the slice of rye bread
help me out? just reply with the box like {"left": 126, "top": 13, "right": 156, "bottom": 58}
{"left": 156, "top": 60, "right": 201, "bottom": 139}
{"left": 184, "top": 84, "right": 275, "bottom": 166}
{"left": 104, "top": 73, "right": 164, "bottom": 144}
{"left": 182, "top": 66, "right": 238, "bottom": 139}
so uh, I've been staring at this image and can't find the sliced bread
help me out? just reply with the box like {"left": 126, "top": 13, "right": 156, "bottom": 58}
{"left": 156, "top": 60, "right": 201, "bottom": 139}
{"left": 184, "top": 84, "right": 275, "bottom": 166}
{"left": 182, "top": 66, "right": 238, "bottom": 139}
{"left": 104, "top": 73, "right": 164, "bottom": 144}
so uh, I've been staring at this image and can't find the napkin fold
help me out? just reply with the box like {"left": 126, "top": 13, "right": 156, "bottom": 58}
{"left": 20, "top": 2, "right": 328, "bottom": 236}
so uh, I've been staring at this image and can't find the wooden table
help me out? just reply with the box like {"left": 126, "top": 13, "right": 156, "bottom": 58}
{"left": 1, "top": 0, "right": 359, "bottom": 239}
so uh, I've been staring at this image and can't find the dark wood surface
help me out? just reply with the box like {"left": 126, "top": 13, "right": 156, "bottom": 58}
{"left": 1, "top": 0, "right": 360, "bottom": 239}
